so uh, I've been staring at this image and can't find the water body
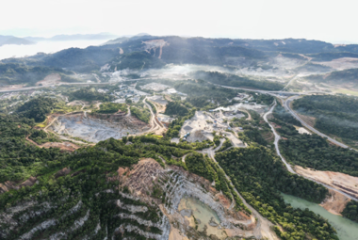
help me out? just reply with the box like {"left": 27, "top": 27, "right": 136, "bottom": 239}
{"left": 178, "top": 196, "right": 226, "bottom": 239}
{"left": 282, "top": 193, "right": 358, "bottom": 240}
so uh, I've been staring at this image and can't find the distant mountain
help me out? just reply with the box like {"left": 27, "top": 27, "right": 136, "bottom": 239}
{"left": 0, "top": 33, "right": 118, "bottom": 47}
{"left": 3, "top": 34, "right": 358, "bottom": 75}
{"left": 0, "top": 35, "right": 34, "bottom": 46}
{"left": 24, "top": 33, "right": 118, "bottom": 42}
{"left": 47, "top": 33, "right": 118, "bottom": 41}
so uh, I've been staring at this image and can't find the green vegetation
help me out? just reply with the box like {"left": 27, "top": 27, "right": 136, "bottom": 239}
{"left": 280, "top": 133, "right": 358, "bottom": 177}
{"left": 251, "top": 92, "right": 274, "bottom": 105}
{"left": 146, "top": 99, "right": 157, "bottom": 113}
{"left": 174, "top": 79, "right": 237, "bottom": 108}
{"left": 218, "top": 138, "right": 232, "bottom": 151}
{"left": 309, "top": 52, "right": 358, "bottom": 62}
{"left": 245, "top": 128, "right": 268, "bottom": 146}
{"left": 68, "top": 87, "right": 114, "bottom": 102}
{"left": 273, "top": 102, "right": 302, "bottom": 127}
{"left": 185, "top": 152, "right": 213, "bottom": 181}
{"left": 0, "top": 114, "right": 64, "bottom": 183}
{"left": 95, "top": 102, "right": 127, "bottom": 114}
{"left": 59, "top": 73, "right": 81, "bottom": 83}
{"left": 16, "top": 97, "right": 57, "bottom": 122}
{"left": 216, "top": 146, "right": 336, "bottom": 240}
{"left": 165, "top": 109, "right": 196, "bottom": 138}
{"left": 293, "top": 95, "right": 358, "bottom": 141}
{"left": 271, "top": 101, "right": 358, "bottom": 176}
{"left": 111, "top": 51, "right": 165, "bottom": 70}
{"left": 29, "top": 130, "right": 61, "bottom": 144}
{"left": 194, "top": 71, "right": 284, "bottom": 91}
{"left": 164, "top": 101, "right": 188, "bottom": 116}
{"left": 130, "top": 106, "right": 151, "bottom": 123}
{"left": 40, "top": 47, "right": 119, "bottom": 72}
{"left": 1, "top": 134, "right": 183, "bottom": 239}
{"left": 294, "top": 62, "right": 332, "bottom": 73}
{"left": 0, "top": 63, "right": 66, "bottom": 85}
{"left": 342, "top": 201, "right": 358, "bottom": 222}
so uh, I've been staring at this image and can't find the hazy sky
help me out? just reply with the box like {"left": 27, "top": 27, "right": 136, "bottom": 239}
{"left": 1, "top": 0, "right": 357, "bottom": 43}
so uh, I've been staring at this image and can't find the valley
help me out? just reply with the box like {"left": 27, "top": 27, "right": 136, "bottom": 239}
{"left": 1, "top": 34, "right": 358, "bottom": 240}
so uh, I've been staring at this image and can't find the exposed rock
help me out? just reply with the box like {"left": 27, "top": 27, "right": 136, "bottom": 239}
{"left": 54, "top": 167, "right": 71, "bottom": 178}
{"left": 0, "top": 177, "right": 37, "bottom": 194}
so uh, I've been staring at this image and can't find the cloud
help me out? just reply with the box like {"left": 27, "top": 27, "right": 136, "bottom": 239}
{"left": 1, "top": 0, "right": 357, "bottom": 43}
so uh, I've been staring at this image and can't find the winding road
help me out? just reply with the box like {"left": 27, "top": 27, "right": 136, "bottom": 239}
{"left": 263, "top": 100, "right": 358, "bottom": 202}
{"left": 201, "top": 145, "right": 278, "bottom": 240}
{"left": 263, "top": 101, "right": 295, "bottom": 174}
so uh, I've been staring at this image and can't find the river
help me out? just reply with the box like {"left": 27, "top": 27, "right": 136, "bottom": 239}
{"left": 282, "top": 193, "right": 358, "bottom": 240}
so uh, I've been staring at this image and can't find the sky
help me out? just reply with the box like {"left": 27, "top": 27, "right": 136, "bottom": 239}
{"left": 0, "top": 0, "right": 357, "bottom": 43}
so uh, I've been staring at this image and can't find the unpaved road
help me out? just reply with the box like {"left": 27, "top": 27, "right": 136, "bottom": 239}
{"left": 214, "top": 83, "right": 351, "bottom": 150}
{"left": 130, "top": 97, "right": 165, "bottom": 136}
{"left": 284, "top": 96, "right": 350, "bottom": 149}
{"left": 264, "top": 100, "right": 358, "bottom": 202}
{"left": 263, "top": 101, "right": 295, "bottom": 174}
{"left": 201, "top": 146, "right": 278, "bottom": 240}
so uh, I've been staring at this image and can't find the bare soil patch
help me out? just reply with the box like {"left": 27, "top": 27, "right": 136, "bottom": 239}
{"left": 50, "top": 113, "right": 149, "bottom": 143}
{"left": 141, "top": 83, "right": 170, "bottom": 92}
{"left": 0, "top": 177, "right": 37, "bottom": 194}
{"left": 320, "top": 189, "right": 351, "bottom": 216}
{"left": 295, "top": 166, "right": 358, "bottom": 199}
{"left": 119, "top": 158, "right": 164, "bottom": 197}
{"left": 41, "top": 142, "right": 80, "bottom": 152}
{"left": 314, "top": 57, "right": 358, "bottom": 71}
{"left": 296, "top": 113, "right": 316, "bottom": 127}
{"left": 0, "top": 84, "right": 25, "bottom": 91}
{"left": 36, "top": 73, "right": 61, "bottom": 86}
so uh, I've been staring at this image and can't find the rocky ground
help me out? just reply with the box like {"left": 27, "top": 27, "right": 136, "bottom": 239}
{"left": 116, "top": 158, "right": 260, "bottom": 240}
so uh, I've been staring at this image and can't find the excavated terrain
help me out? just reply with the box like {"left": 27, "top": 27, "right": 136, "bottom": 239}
{"left": 116, "top": 158, "right": 260, "bottom": 240}
{"left": 295, "top": 166, "right": 358, "bottom": 200}
{"left": 50, "top": 112, "right": 149, "bottom": 143}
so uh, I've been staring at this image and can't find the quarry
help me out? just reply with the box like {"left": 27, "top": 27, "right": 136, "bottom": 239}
{"left": 49, "top": 112, "right": 149, "bottom": 143}
{"left": 116, "top": 158, "right": 260, "bottom": 240}
{"left": 3, "top": 32, "right": 358, "bottom": 240}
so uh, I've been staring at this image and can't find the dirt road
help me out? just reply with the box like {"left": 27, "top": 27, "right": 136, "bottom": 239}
{"left": 284, "top": 96, "right": 350, "bottom": 149}
{"left": 263, "top": 101, "right": 295, "bottom": 174}
{"left": 130, "top": 97, "right": 165, "bottom": 136}
{"left": 264, "top": 100, "right": 358, "bottom": 202}
{"left": 201, "top": 146, "right": 279, "bottom": 240}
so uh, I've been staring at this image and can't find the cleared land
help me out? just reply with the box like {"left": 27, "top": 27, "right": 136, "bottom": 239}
{"left": 295, "top": 166, "right": 358, "bottom": 200}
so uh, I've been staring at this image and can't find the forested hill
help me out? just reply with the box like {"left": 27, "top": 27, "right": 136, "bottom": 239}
{"left": 3, "top": 35, "right": 358, "bottom": 74}
{"left": 293, "top": 95, "right": 358, "bottom": 142}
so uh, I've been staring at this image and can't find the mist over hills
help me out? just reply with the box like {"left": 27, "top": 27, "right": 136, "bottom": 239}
{"left": 2, "top": 34, "right": 358, "bottom": 93}
{"left": 0, "top": 35, "right": 34, "bottom": 46}
{"left": 0, "top": 33, "right": 118, "bottom": 46}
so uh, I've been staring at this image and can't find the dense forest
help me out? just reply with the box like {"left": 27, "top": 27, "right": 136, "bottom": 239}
{"left": 293, "top": 95, "right": 358, "bottom": 141}
{"left": 342, "top": 201, "right": 358, "bottom": 222}
{"left": 174, "top": 80, "right": 238, "bottom": 107}
{"left": 0, "top": 114, "right": 65, "bottom": 183}
{"left": 164, "top": 101, "right": 188, "bottom": 116}
{"left": 271, "top": 101, "right": 358, "bottom": 176}
{"left": 111, "top": 51, "right": 165, "bottom": 70}
{"left": 194, "top": 71, "right": 284, "bottom": 91}
{"left": 68, "top": 87, "right": 114, "bottom": 102}
{"left": 273, "top": 102, "right": 302, "bottom": 127}
{"left": 0, "top": 133, "right": 192, "bottom": 239}
{"left": 280, "top": 132, "right": 358, "bottom": 176}
{"left": 16, "top": 97, "right": 57, "bottom": 122}
{"left": 0, "top": 63, "right": 66, "bottom": 85}
{"left": 216, "top": 146, "right": 336, "bottom": 240}
{"left": 95, "top": 102, "right": 127, "bottom": 114}
{"left": 130, "top": 106, "right": 151, "bottom": 123}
